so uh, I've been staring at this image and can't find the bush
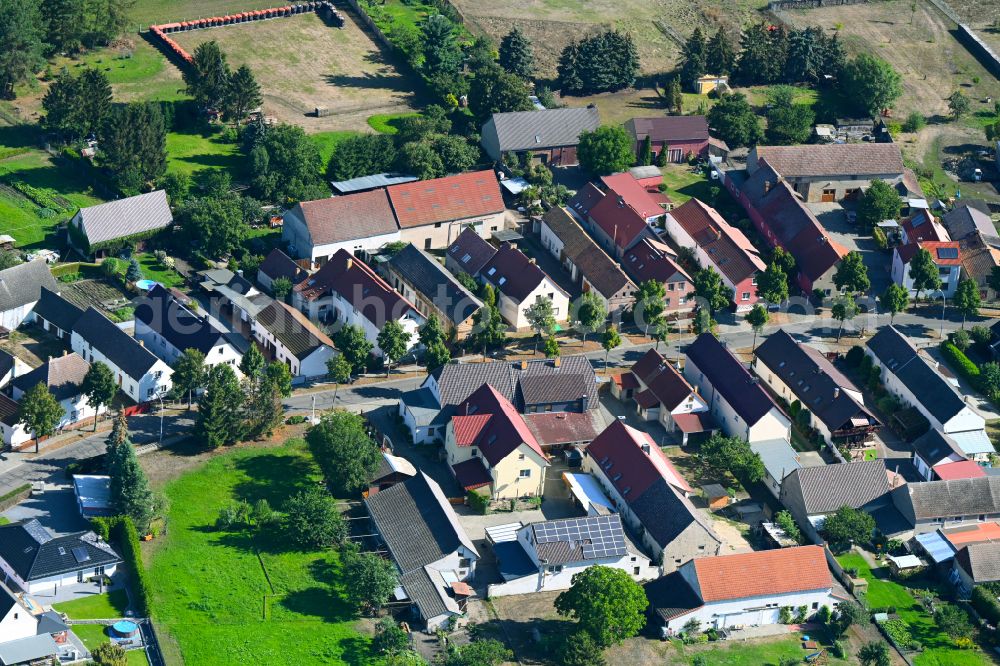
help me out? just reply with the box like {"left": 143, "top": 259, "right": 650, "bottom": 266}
{"left": 973, "top": 586, "right": 1000, "bottom": 624}
{"left": 467, "top": 490, "right": 490, "bottom": 515}
{"left": 881, "top": 618, "right": 913, "bottom": 649}
{"left": 845, "top": 346, "right": 865, "bottom": 367}
{"left": 941, "top": 341, "right": 980, "bottom": 380}
{"left": 112, "top": 516, "right": 151, "bottom": 615}
{"left": 950, "top": 329, "right": 972, "bottom": 351}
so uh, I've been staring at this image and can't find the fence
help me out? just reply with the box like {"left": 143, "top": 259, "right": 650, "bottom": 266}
{"left": 768, "top": 0, "right": 869, "bottom": 9}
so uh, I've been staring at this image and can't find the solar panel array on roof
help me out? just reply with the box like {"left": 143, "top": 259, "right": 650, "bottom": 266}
{"left": 533, "top": 515, "right": 626, "bottom": 559}
{"left": 937, "top": 247, "right": 959, "bottom": 260}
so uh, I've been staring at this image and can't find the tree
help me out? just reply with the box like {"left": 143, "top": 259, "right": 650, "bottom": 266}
{"left": 124, "top": 258, "right": 142, "bottom": 283}
{"left": 694, "top": 266, "right": 733, "bottom": 315}
{"left": 735, "top": 21, "right": 785, "bottom": 85}
{"left": 880, "top": 284, "right": 908, "bottom": 323}
{"left": 764, "top": 86, "right": 814, "bottom": 145}
{"left": 240, "top": 343, "right": 291, "bottom": 440}
{"left": 175, "top": 196, "right": 251, "bottom": 259}
{"left": 634, "top": 279, "right": 666, "bottom": 337}
{"left": 525, "top": 297, "right": 557, "bottom": 353}
{"left": 638, "top": 136, "right": 652, "bottom": 166}
{"left": 831, "top": 296, "right": 858, "bottom": 342}
{"left": 833, "top": 251, "right": 870, "bottom": 295}
{"left": 0, "top": 0, "right": 45, "bottom": 97}
{"left": 857, "top": 180, "right": 901, "bottom": 232}
{"left": 560, "top": 630, "right": 606, "bottom": 666}
{"left": 576, "top": 292, "right": 607, "bottom": 344}
{"left": 468, "top": 63, "right": 533, "bottom": 122}
{"left": 17, "top": 384, "right": 62, "bottom": 453}
{"left": 857, "top": 641, "right": 890, "bottom": 666}
{"left": 784, "top": 27, "right": 824, "bottom": 83}
{"left": 325, "top": 354, "right": 353, "bottom": 405}
{"left": 756, "top": 261, "right": 789, "bottom": 306}
{"left": 271, "top": 276, "right": 292, "bottom": 301}
{"left": 184, "top": 41, "right": 230, "bottom": 109}
{"left": 557, "top": 31, "right": 638, "bottom": 95}
{"left": 334, "top": 324, "right": 373, "bottom": 376}
{"left": 422, "top": 14, "right": 462, "bottom": 79}
{"left": 543, "top": 336, "right": 560, "bottom": 358}
{"left": 327, "top": 134, "right": 397, "bottom": 181}
{"left": 283, "top": 486, "right": 346, "bottom": 549}
{"left": 954, "top": 277, "right": 981, "bottom": 327}
{"left": 441, "top": 639, "right": 512, "bottom": 666}
{"left": 554, "top": 566, "right": 648, "bottom": 646}
{"left": 223, "top": 64, "right": 262, "bottom": 127}
{"left": 90, "top": 642, "right": 128, "bottom": 666}
{"left": 666, "top": 77, "right": 683, "bottom": 115}
{"left": 701, "top": 433, "right": 765, "bottom": 483}
{"left": 81, "top": 361, "right": 116, "bottom": 431}
{"left": 499, "top": 27, "right": 533, "bottom": 79}
{"left": 46, "top": 0, "right": 87, "bottom": 54}
{"left": 774, "top": 510, "right": 802, "bottom": 543}
{"left": 472, "top": 284, "right": 506, "bottom": 358}
{"left": 0, "top": 250, "right": 19, "bottom": 271}
{"left": 707, "top": 93, "right": 763, "bottom": 149}
{"left": 377, "top": 320, "right": 411, "bottom": 377}
{"left": 432, "top": 134, "right": 480, "bottom": 174}
{"left": 107, "top": 426, "right": 157, "bottom": 532}
{"left": 171, "top": 349, "right": 207, "bottom": 409}
{"left": 933, "top": 604, "right": 972, "bottom": 639}
{"left": 981, "top": 362, "right": 1000, "bottom": 401}
{"left": 342, "top": 541, "right": 399, "bottom": 615}
{"left": 247, "top": 123, "right": 326, "bottom": 203}
{"left": 680, "top": 27, "right": 706, "bottom": 86}
{"left": 418, "top": 314, "right": 446, "bottom": 349}
{"left": 372, "top": 618, "right": 410, "bottom": 656}
{"left": 842, "top": 53, "right": 902, "bottom": 115}
{"left": 306, "top": 410, "right": 381, "bottom": 495}
{"left": 577, "top": 125, "right": 635, "bottom": 176}
{"left": 908, "top": 247, "right": 942, "bottom": 301}
{"left": 396, "top": 140, "right": 445, "bottom": 180}
{"left": 419, "top": 315, "right": 451, "bottom": 369}
{"left": 601, "top": 326, "right": 621, "bottom": 373}
{"left": 948, "top": 90, "right": 971, "bottom": 118}
{"left": 745, "top": 304, "right": 768, "bottom": 351}
{"left": 196, "top": 364, "right": 243, "bottom": 449}
{"left": 902, "top": 111, "right": 926, "bottom": 133}
{"left": 706, "top": 28, "right": 735, "bottom": 76}
{"left": 823, "top": 505, "right": 875, "bottom": 547}
{"left": 42, "top": 68, "right": 112, "bottom": 141}
{"left": 100, "top": 102, "right": 168, "bottom": 194}
{"left": 833, "top": 600, "right": 865, "bottom": 636}
{"left": 106, "top": 411, "right": 129, "bottom": 457}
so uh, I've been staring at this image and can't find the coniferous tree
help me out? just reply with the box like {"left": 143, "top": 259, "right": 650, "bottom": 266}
{"left": 43, "top": 68, "right": 112, "bottom": 141}
{"left": 421, "top": 15, "right": 462, "bottom": 80}
{"left": 0, "top": 0, "right": 46, "bottom": 97}
{"left": 499, "top": 27, "right": 534, "bottom": 80}
{"left": 680, "top": 27, "right": 706, "bottom": 87}
{"left": 196, "top": 364, "right": 243, "bottom": 449}
{"left": 222, "top": 65, "right": 262, "bottom": 127}
{"left": 185, "top": 41, "right": 230, "bottom": 109}
{"left": 735, "top": 22, "right": 773, "bottom": 86}
{"left": 667, "top": 77, "right": 683, "bottom": 114}
{"left": 557, "top": 31, "right": 638, "bottom": 95}
{"left": 785, "top": 27, "right": 823, "bottom": 83}
{"left": 706, "top": 28, "right": 735, "bottom": 76}
{"left": 46, "top": 0, "right": 87, "bottom": 53}
{"left": 107, "top": 422, "right": 157, "bottom": 533}
{"left": 100, "top": 102, "right": 167, "bottom": 194}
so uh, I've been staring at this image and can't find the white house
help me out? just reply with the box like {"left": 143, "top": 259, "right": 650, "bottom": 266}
{"left": 486, "top": 515, "right": 657, "bottom": 598}
{"left": 0, "top": 260, "right": 59, "bottom": 332}
{"left": 0, "top": 520, "right": 121, "bottom": 595}
{"left": 134, "top": 285, "right": 242, "bottom": 371}
{"left": 479, "top": 243, "right": 571, "bottom": 330}
{"left": 293, "top": 250, "right": 424, "bottom": 358}
{"left": 281, "top": 190, "right": 401, "bottom": 266}
{"left": 646, "top": 546, "right": 840, "bottom": 635}
{"left": 71, "top": 307, "right": 172, "bottom": 404}
{"left": 0, "top": 583, "right": 37, "bottom": 645}
{"left": 252, "top": 301, "right": 337, "bottom": 379}
{"left": 0, "top": 394, "right": 31, "bottom": 450}
{"left": 684, "top": 333, "right": 791, "bottom": 443}
{"left": 614, "top": 348, "right": 711, "bottom": 443}
{"left": 911, "top": 429, "right": 967, "bottom": 481}
{"left": 891, "top": 241, "right": 962, "bottom": 298}
{"left": 11, "top": 353, "right": 106, "bottom": 432}
{"left": 867, "top": 326, "right": 991, "bottom": 460}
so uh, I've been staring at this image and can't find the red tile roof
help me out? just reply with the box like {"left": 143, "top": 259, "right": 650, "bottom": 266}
{"left": 601, "top": 173, "right": 670, "bottom": 221}
{"left": 691, "top": 545, "right": 832, "bottom": 602}
{"left": 933, "top": 460, "right": 987, "bottom": 481}
{"left": 669, "top": 198, "right": 765, "bottom": 285}
{"left": 453, "top": 384, "right": 546, "bottom": 466}
{"left": 622, "top": 237, "right": 691, "bottom": 286}
{"left": 588, "top": 192, "right": 650, "bottom": 251}
{"left": 586, "top": 420, "right": 693, "bottom": 497}
{"left": 388, "top": 170, "right": 504, "bottom": 228}
{"left": 902, "top": 210, "right": 950, "bottom": 243}
{"left": 631, "top": 349, "right": 699, "bottom": 411}
{"left": 452, "top": 414, "right": 492, "bottom": 446}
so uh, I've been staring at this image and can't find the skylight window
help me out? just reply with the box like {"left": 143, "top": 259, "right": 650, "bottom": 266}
{"left": 487, "top": 267, "right": 496, "bottom": 276}
{"left": 461, "top": 253, "right": 472, "bottom": 263}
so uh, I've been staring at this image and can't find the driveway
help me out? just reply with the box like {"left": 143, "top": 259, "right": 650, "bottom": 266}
{"left": 3, "top": 483, "right": 90, "bottom": 536}
{"left": 806, "top": 202, "right": 891, "bottom": 296}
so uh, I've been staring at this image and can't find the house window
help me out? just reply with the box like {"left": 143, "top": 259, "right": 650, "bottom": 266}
{"left": 471, "top": 448, "right": 478, "bottom": 457}
{"left": 812, "top": 602, "right": 819, "bottom": 610}
{"left": 633, "top": 567, "right": 641, "bottom": 575}
{"left": 459, "top": 558, "right": 471, "bottom": 568}
{"left": 518, "top": 454, "right": 525, "bottom": 460}
{"left": 424, "top": 239, "right": 432, "bottom": 249}
{"left": 741, "top": 292, "right": 751, "bottom": 301}
{"left": 519, "top": 469, "right": 531, "bottom": 478}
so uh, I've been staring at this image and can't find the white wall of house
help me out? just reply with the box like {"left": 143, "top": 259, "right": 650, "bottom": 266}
{"left": 31, "top": 312, "right": 72, "bottom": 341}
{"left": 12, "top": 386, "right": 105, "bottom": 432}
{"left": 661, "top": 588, "right": 838, "bottom": 633}
{"left": 0, "top": 557, "right": 118, "bottom": 595}
{"left": 281, "top": 208, "right": 400, "bottom": 266}
{"left": 685, "top": 358, "right": 791, "bottom": 443}
{"left": 250, "top": 324, "right": 335, "bottom": 378}
{"left": 0, "top": 420, "right": 32, "bottom": 449}
{"left": 134, "top": 320, "right": 242, "bottom": 371}
{"left": 891, "top": 252, "right": 961, "bottom": 298}
{"left": 0, "top": 302, "right": 35, "bottom": 333}
{"left": 496, "top": 280, "right": 571, "bottom": 330}
{"left": 753, "top": 359, "right": 841, "bottom": 447}
{"left": 294, "top": 292, "right": 424, "bottom": 358}
{"left": 658, "top": 394, "right": 708, "bottom": 432}
{"left": 70, "top": 332, "right": 172, "bottom": 404}
{"left": 0, "top": 595, "right": 37, "bottom": 643}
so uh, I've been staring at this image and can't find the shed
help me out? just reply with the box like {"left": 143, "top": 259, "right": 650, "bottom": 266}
{"left": 73, "top": 474, "right": 111, "bottom": 518}
{"left": 887, "top": 554, "right": 923, "bottom": 576}
{"left": 702, "top": 483, "right": 729, "bottom": 509}
{"left": 562, "top": 472, "right": 614, "bottom": 516}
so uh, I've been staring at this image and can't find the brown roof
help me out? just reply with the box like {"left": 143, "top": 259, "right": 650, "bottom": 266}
{"left": 541, "top": 207, "right": 634, "bottom": 299}
{"left": 254, "top": 301, "right": 334, "bottom": 360}
{"left": 631, "top": 349, "right": 698, "bottom": 411}
{"left": 259, "top": 248, "right": 309, "bottom": 284}
{"left": 691, "top": 546, "right": 831, "bottom": 602}
{"left": 901, "top": 210, "right": 949, "bottom": 243}
{"left": 622, "top": 237, "right": 691, "bottom": 286}
{"left": 0, "top": 393, "right": 20, "bottom": 426}
{"left": 669, "top": 198, "right": 765, "bottom": 285}
{"left": 522, "top": 411, "right": 602, "bottom": 447}
{"left": 12, "top": 353, "right": 89, "bottom": 402}
{"left": 388, "top": 170, "right": 504, "bottom": 228}
{"left": 754, "top": 144, "right": 905, "bottom": 178}
{"left": 959, "top": 232, "right": 1000, "bottom": 286}
{"left": 447, "top": 228, "right": 497, "bottom": 277}
{"left": 294, "top": 190, "right": 398, "bottom": 246}
{"left": 588, "top": 191, "right": 650, "bottom": 251}
{"left": 625, "top": 116, "right": 710, "bottom": 144}
{"left": 481, "top": 243, "right": 563, "bottom": 303}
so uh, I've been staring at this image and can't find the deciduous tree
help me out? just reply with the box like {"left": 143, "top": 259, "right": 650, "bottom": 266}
{"left": 554, "top": 566, "right": 648, "bottom": 646}
{"left": 325, "top": 354, "right": 353, "bottom": 405}
{"left": 577, "top": 125, "right": 635, "bottom": 176}
{"left": 17, "top": 384, "right": 62, "bottom": 453}
{"left": 756, "top": 261, "right": 789, "bottom": 307}
{"left": 764, "top": 85, "right": 814, "bottom": 145}
{"left": 634, "top": 280, "right": 666, "bottom": 337}
{"left": 823, "top": 505, "right": 875, "bottom": 548}
{"left": 525, "top": 297, "right": 557, "bottom": 353}
{"left": 576, "top": 291, "right": 607, "bottom": 344}
{"left": 880, "top": 283, "right": 908, "bottom": 323}
{"left": 908, "top": 248, "right": 942, "bottom": 301}
{"left": 305, "top": 410, "right": 381, "bottom": 495}
{"left": 842, "top": 53, "right": 902, "bottom": 116}
{"left": 468, "top": 63, "right": 533, "bottom": 122}
{"left": 745, "top": 303, "right": 768, "bottom": 351}
{"left": 283, "top": 486, "right": 346, "bottom": 549}
{"left": 857, "top": 179, "right": 901, "bottom": 232}
{"left": 327, "top": 134, "right": 397, "bottom": 181}
{"left": 954, "top": 277, "right": 981, "bottom": 328}
{"left": 706, "top": 93, "right": 762, "bottom": 148}
{"left": 601, "top": 325, "right": 621, "bottom": 372}
{"left": 334, "top": 324, "right": 373, "bottom": 376}
{"left": 831, "top": 295, "right": 858, "bottom": 342}
{"left": 342, "top": 541, "right": 400, "bottom": 615}
{"left": 857, "top": 641, "right": 890, "bottom": 666}
{"left": 82, "top": 361, "right": 116, "bottom": 431}
{"left": 175, "top": 196, "right": 251, "bottom": 259}
{"left": 246, "top": 122, "right": 326, "bottom": 203}
{"left": 377, "top": 320, "right": 411, "bottom": 377}
{"left": 693, "top": 266, "right": 733, "bottom": 315}
{"left": 171, "top": 349, "right": 206, "bottom": 409}
{"left": 701, "top": 433, "right": 765, "bottom": 483}
{"left": 833, "top": 251, "right": 870, "bottom": 295}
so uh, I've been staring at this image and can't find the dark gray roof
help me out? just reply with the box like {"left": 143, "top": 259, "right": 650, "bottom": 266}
{"left": 782, "top": 460, "right": 890, "bottom": 515}
{"left": 904, "top": 477, "right": 1000, "bottom": 520}
{"left": 0, "top": 584, "right": 17, "bottom": 622}
{"left": 867, "top": 326, "right": 967, "bottom": 425}
{"left": 645, "top": 570, "right": 703, "bottom": 622}
{"left": 75, "top": 190, "right": 172, "bottom": 245}
{"left": 134, "top": 285, "right": 229, "bottom": 356}
{"left": 32, "top": 287, "right": 83, "bottom": 333}
{"left": 432, "top": 360, "right": 518, "bottom": 408}
{"left": 258, "top": 248, "right": 308, "bottom": 285}
{"left": 911, "top": 429, "right": 964, "bottom": 466}
{"left": 942, "top": 203, "right": 998, "bottom": 242}
{"left": 686, "top": 333, "right": 780, "bottom": 426}
{"left": 399, "top": 567, "right": 454, "bottom": 621}
{"left": 330, "top": 172, "right": 418, "bottom": 194}
{"left": 72, "top": 307, "right": 162, "bottom": 379}
{"left": 0, "top": 634, "right": 58, "bottom": 666}
{"left": 400, "top": 387, "right": 440, "bottom": 427}
{"left": 0, "top": 520, "right": 121, "bottom": 581}
{"left": 630, "top": 479, "right": 720, "bottom": 550}
{"left": 254, "top": 301, "right": 334, "bottom": 360}
{"left": 387, "top": 244, "right": 483, "bottom": 326}
{"left": 0, "top": 260, "right": 58, "bottom": 314}
{"left": 0, "top": 349, "right": 14, "bottom": 381}
{"left": 35, "top": 610, "right": 69, "bottom": 634}
{"left": 446, "top": 228, "right": 496, "bottom": 277}
{"left": 956, "top": 542, "right": 1000, "bottom": 583}
{"left": 525, "top": 514, "right": 627, "bottom": 564}
{"left": 364, "top": 472, "right": 478, "bottom": 574}
{"left": 487, "top": 107, "right": 600, "bottom": 152}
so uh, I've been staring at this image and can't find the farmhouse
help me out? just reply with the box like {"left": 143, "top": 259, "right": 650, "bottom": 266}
{"left": 486, "top": 515, "right": 657, "bottom": 598}
{"left": 386, "top": 170, "right": 505, "bottom": 250}
{"left": 539, "top": 207, "right": 636, "bottom": 316}
{"left": 363, "top": 473, "right": 479, "bottom": 631}
{"left": 624, "top": 116, "right": 710, "bottom": 163}
{"left": 445, "top": 227, "right": 497, "bottom": 277}
{"left": 584, "top": 420, "right": 721, "bottom": 568}
{"left": 29, "top": 288, "right": 82, "bottom": 341}
{"left": 620, "top": 237, "right": 695, "bottom": 315}
{"left": 892, "top": 477, "right": 1000, "bottom": 539}
{"left": 69, "top": 190, "right": 173, "bottom": 257}
{"left": 754, "top": 330, "right": 879, "bottom": 450}
{"left": 11, "top": 353, "right": 105, "bottom": 432}
{"left": 664, "top": 198, "right": 766, "bottom": 311}
{"left": 683, "top": 333, "right": 791, "bottom": 444}
{"left": 479, "top": 243, "right": 570, "bottom": 330}
{"left": 866, "top": 326, "right": 991, "bottom": 460}
{"left": 613, "top": 349, "right": 711, "bottom": 442}
{"left": 257, "top": 248, "right": 309, "bottom": 293}
{"left": 292, "top": 249, "right": 424, "bottom": 357}
{"left": 71, "top": 307, "right": 172, "bottom": 404}
{"left": 0, "top": 260, "right": 59, "bottom": 332}
{"left": 251, "top": 301, "right": 336, "bottom": 379}
{"left": 645, "top": 546, "right": 838, "bottom": 635}
{"left": 383, "top": 244, "right": 483, "bottom": 341}
{"left": 891, "top": 241, "right": 961, "bottom": 298}
{"left": 481, "top": 106, "right": 600, "bottom": 165}
{"left": 0, "top": 519, "right": 121, "bottom": 595}
{"left": 445, "top": 384, "right": 549, "bottom": 500}
{"left": 134, "top": 285, "right": 242, "bottom": 370}
{"left": 282, "top": 190, "right": 400, "bottom": 266}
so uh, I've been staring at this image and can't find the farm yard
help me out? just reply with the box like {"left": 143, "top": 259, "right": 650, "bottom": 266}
{"left": 170, "top": 9, "right": 420, "bottom": 132}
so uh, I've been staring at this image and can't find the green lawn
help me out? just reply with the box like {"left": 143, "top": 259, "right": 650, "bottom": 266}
{"left": 147, "top": 439, "right": 375, "bottom": 666}
{"left": 70, "top": 625, "right": 149, "bottom": 665}
{"left": 659, "top": 164, "right": 715, "bottom": 206}
{"left": 674, "top": 634, "right": 849, "bottom": 665}
{"left": 310, "top": 131, "right": 361, "bottom": 171}
{"left": 53, "top": 588, "right": 130, "bottom": 619}
{"left": 837, "top": 552, "right": 991, "bottom": 666}
{"left": 129, "top": 0, "right": 282, "bottom": 26}
{"left": 135, "top": 252, "right": 185, "bottom": 288}
{"left": 366, "top": 112, "right": 419, "bottom": 135}
{"left": 50, "top": 41, "right": 185, "bottom": 103}
{"left": 165, "top": 128, "right": 245, "bottom": 180}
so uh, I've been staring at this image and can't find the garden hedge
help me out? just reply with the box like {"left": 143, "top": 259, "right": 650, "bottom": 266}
{"left": 941, "top": 342, "right": 980, "bottom": 380}
{"left": 972, "top": 586, "right": 1000, "bottom": 625}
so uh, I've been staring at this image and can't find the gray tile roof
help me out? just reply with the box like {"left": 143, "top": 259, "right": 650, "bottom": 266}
{"left": 75, "top": 190, "right": 173, "bottom": 246}
{"left": 399, "top": 567, "right": 454, "bottom": 621}
{"left": 72, "top": 307, "right": 162, "bottom": 379}
{"left": 782, "top": 460, "right": 890, "bottom": 515}
{"left": 904, "top": 477, "right": 1000, "bottom": 520}
{"left": 942, "top": 203, "right": 998, "bottom": 242}
{"left": 0, "top": 519, "right": 121, "bottom": 582}
{"left": 31, "top": 287, "right": 83, "bottom": 333}
{"left": 753, "top": 144, "right": 905, "bottom": 179}
{"left": 386, "top": 244, "right": 483, "bottom": 327}
{"left": 254, "top": 301, "right": 334, "bottom": 360}
{"left": 364, "top": 472, "right": 478, "bottom": 574}
{"left": 12, "top": 353, "right": 89, "bottom": 403}
{"left": 487, "top": 107, "right": 600, "bottom": 152}
{"left": 630, "top": 478, "right": 721, "bottom": 550}
{"left": 446, "top": 228, "right": 496, "bottom": 277}
{"left": 911, "top": 429, "right": 964, "bottom": 467}
{"left": 956, "top": 542, "right": 1000, "bottom": 583}
{"left": 0, "top": 260, "right": 58, "bottom": 314}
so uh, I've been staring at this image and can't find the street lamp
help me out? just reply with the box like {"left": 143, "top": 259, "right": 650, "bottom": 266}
{"left": 937, "top": 290, "right": 947, "bottom": 340}
{"left": 154, "top": 390, "right": 166, "bottom": 446}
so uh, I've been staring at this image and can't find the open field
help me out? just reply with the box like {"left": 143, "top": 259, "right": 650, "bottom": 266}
{"left": 145, "top": 438, "right": 376, "bottom": 666}
{"left": 171, "top": 10, "right": 419, "bottom": 132}
{"left": 948, "top": 0, "right": 1000, "bottom": 56}
{"left": 452, "top": 0, "right": 768, "bottom": 77}
{"left": 129, "top": 0, "right": 283, "bottom": 27}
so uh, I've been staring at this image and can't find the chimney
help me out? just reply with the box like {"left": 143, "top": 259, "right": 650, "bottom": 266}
{"left": 62, "top": 349, "right": 67, "bottom": 357}
{"left": 346, "top": 257, "right": 353, "bottom": 270}
{"left": 641, "top": 443, "right": 651, "bottom": 455}
{"left": 529, "top": 258, "right": 536, "bottom": 265}
{"left": 520, "top": 360, "right": 528, "bottom": 370}
{"left": 833, "top": 387, "right": 840, "bottom": 399}
{"left": 138, "top": 340, "right": 145, "bottom": 347}
{"left": 553, "top": 357, "right": 561, "bottom": 367}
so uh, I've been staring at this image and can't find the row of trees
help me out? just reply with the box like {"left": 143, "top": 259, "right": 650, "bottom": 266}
{"left": 557, "top": 30, "right": 640, "bottom": 96}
